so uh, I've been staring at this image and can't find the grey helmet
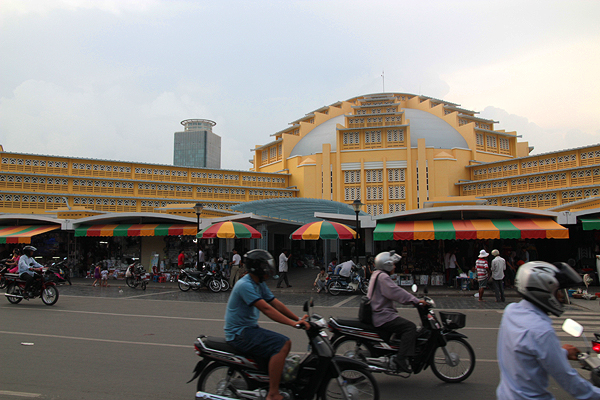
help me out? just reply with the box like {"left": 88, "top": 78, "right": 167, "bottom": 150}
{"left": 515, "top": 261, "right": 581, "bottom": 316}
{"left": 23, "top": 245, "right": 37, "bottom": 253}
{"left": 374, "top": 250, "right": 401, "bottom": 272}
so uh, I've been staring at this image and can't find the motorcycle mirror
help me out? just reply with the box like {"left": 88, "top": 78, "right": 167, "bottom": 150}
{"left": 411, "top": 284, "right": 418, "bottom": 293}
{"left": 562, "top": 318, "right": 584, "bottom": 338}
{"left": 303, "top": 301, "right": 309, "bottom": 313}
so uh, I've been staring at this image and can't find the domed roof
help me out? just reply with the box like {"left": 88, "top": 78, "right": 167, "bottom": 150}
{"left": 289, "top": 108, "right": 468, "bottom": 157}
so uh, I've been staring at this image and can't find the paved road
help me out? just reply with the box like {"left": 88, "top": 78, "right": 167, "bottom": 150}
{"left": 0, "top": 283, "right": 598, "bottom": 400}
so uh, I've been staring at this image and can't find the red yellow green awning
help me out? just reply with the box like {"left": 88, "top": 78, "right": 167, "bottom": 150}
{"left": 373, "top": 219, "right": 568, "bottom": 241}
{"left": 0, "top": 225, "right": 60, "bottom": 244}
{"left": 75, "top": 224, "right": 197, "bottom": 237}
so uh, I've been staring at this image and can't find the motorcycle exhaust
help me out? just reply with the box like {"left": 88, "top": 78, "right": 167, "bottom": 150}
{"left": 195, "top": 391, "right": 238, "bottom": 400}
{"left": 178, "top": 279, "right": 200, "bottom": 288}
{"left": 4, "top": 293, "right": 24, "bottom": 299}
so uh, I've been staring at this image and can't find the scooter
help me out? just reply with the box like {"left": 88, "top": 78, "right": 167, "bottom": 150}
{"left": 125, "top": 261, "right": 150, "bottom": 290}
{"left": 190, "top": 300, "right": 379, "bottom": 400}
{"left": 327, "top": 266, "right": 369, "bottom": 296}
{"left": 562, "top": 318, "right": 600, "bottom": 386}
{"left": 4, "top": 267, "right": 59, "bottom": 306}
{"left": 47, "top": 257, "right": 72, "bottom": 285}
{"left": 328, "top": 285, "right": 476, "bottom": 383}
{"left": 178, "top": 267, "right": 221, "bottom": 293}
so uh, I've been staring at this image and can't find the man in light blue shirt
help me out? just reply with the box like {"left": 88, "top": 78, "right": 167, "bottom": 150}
{"left": 225, "top": 249, "right": 308, "bottom": 400}
{"left": 17, "top": 245, "right": 44, "bottom": 298}
{"left": 497, "top": 261, "right": 600, "bottom": 399}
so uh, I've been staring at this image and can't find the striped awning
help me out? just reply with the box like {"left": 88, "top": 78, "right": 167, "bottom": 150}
{"left": 580, "top": 218, "right": 600, "bottom": 231}
{"left": 75, "top": 224, "right": 197, "bottom": 237}
{"left": 373, "top": 219, "right": 569, "bottom": 241}
{"left": 0, "top": 225, "right": 60, "bottom": 244}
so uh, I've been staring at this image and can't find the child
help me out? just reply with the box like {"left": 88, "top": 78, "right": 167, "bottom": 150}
{"left": 92, "top": 264, "right": 101, "bottom": 287}
{"left": 101, "top": 268, "right": 109, "bottom": 287}
{"left": 314, "top": 267, "right": 328, "bottom": 293}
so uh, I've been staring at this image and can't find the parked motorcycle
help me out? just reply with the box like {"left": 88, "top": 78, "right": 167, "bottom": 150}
{"left": 327, "top": 266, "right": 368, "bottom": 296}
{"left": 210, "top": 267, "right": 230, "bottom": 292}
{"left": 328, "top": 287, "right": 475, "bottom": 383}
{"left": 178, "top": 267, "right": 221, "bottom": 293}
{"left": 125, "top": 261, "right": 150, "bottom": 290}
{"left": 562, "top": 318, "right": 600, "bottom": 386}
{"left": 47, "top": 257, "right": 72, "bottom": 285}
{"left": 4, "top": 267, "right": 59, "bottom": 306}
{"left": 190, "top": 300, "right": 379, "bottom": 400}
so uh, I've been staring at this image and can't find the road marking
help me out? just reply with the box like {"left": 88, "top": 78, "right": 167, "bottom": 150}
{"left": 0, "top": 390, "right": 41, "bottom": 398}
{"left": 332, "top": 296, "right": 358, "bottom": 307}
{"left": 0, "top": 330, "right": 189, "bottom": 348}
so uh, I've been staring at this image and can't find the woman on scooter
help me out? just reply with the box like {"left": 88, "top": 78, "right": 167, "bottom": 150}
{"left": 369, "top": 251, "right": 427, "bottom": 373}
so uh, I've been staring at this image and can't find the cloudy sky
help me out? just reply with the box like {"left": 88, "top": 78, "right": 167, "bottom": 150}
{"left": 1, "top": 0, "right": 599, "bottom": 171}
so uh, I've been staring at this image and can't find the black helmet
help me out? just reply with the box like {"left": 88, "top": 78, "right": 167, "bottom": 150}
{"left": 244, "top": 249, "right": 276, "bottom": 282}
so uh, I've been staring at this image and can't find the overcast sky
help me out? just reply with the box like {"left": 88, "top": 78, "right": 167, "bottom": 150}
{"left": 1, "top": 0, "right": 599, "bottom": 171}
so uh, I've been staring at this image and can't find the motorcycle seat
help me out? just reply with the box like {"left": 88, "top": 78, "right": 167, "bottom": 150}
{"left": 333, "top": 317, "right": 377, "bottom": 331}
{"left": 203, "top": 337, "right": 269, "bottom": 368}
{"left": 5, "top": 273, "right": 21, "bottom": 280}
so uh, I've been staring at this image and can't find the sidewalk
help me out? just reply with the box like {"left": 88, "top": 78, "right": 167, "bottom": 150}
{"left": 69, "top": 266, "right": 600, "bottom": 305}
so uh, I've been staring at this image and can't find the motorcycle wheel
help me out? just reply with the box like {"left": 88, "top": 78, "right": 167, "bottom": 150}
{"left": 197, "top": 363, "right": 250, "bottom": 398}
{"left": 360, "top": 282, "right": 369, "bottom": 295}
{"left": 320, "top": 367, "right": 379, "bottom": 400}
{"left": 178, "top": 277, "right": 192, "bottom": 292}
{"left": 125, "top": 277, "right": 137, "bottom": 288}
{"left": 328, "top": 281, "right": 342, "bottom": 296}
{"left": 6, "top": 283, "right": 22, "bottom": 304}
{"left": 208, "top": 278, "right": 221, "bottom": 293}
{"left": 430, "top": 338, "right": 476, "bottom": 383}
{"left": 333, "top": 338, "right": 372, "bottom": 361}
{"left": 0, "top": 276, "right": 6, "bottom": 289}
{"left": 41, "top": 286, "right": 59, "bottom": 306}
{"left": 141, "top": 281, "right": 147, "bottom": 291}
{"left": 220, "top": 279, "right": 230, "bottom": 292}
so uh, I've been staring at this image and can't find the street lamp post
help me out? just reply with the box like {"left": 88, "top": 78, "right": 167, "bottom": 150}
{"left": 193, "top": 203, "right": 204, "bottom": 267}
{"left": 351, "top": 199, "right": 364, "bottom": 263}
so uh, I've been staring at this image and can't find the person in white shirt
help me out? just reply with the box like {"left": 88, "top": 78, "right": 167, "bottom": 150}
{"left": 276, "top": 249, "right": 292, "bottom": 288}
{"left": 490, "top": 249, "right": 506, "bottom": 302}
{"left": 198, "top": 247, "right": 205, "bottom": 270}
{"left": 229, "top": 249, "right": 242, "bottom": 287}
{"left": 335, "top": 260, "right": 355, "bottom": 281}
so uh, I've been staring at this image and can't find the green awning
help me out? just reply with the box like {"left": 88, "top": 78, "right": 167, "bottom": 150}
{"left": 580, "top": 218, "right": 600, "bottom": 231}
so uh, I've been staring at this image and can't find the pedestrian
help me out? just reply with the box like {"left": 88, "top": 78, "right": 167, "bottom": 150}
{"left": 92, "top": 263, "right": 101, "bottom": 287}
{"left": 229, "top": 249, "right": 242, "bottom": 287}
{"left": 314, "top": 267, "right": 328, "bottom": 293}
{"left": 475, "top": 250, "right": 489, "bottom": 302}
{"left": 198, "top": 247, "right": 205, "bottom": 270}
{"left": 444, "top": 249, "right": 451, "bottom": 285}
{"left": 447, "top": 248, "right": 460, "bottom": 287}
{"left": 101, "top": 268, "right": 109, "bottom": 287}
{"left": 489, "top": 249, "right": 506, "bottom": 302}
{"left": 504, "top": 249, "right": 516, "bottom": 288}
{"left": 177, "top": 250, "right": 185, "bottom": 269}
{"left": 276, "top": 249, "right": 292, "bottom": 288}
{"left": 327, "top": 258, "right": 337, "bottom": 276}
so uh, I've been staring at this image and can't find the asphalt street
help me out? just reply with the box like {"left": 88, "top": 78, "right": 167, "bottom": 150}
{"left": 0, "top": 276, "right": 598, "bottom": 400}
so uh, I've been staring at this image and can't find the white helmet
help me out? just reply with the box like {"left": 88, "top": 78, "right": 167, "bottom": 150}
{"left": 515, "top": 261, "right": 581, "bottom": 316}
{"left": 374, "top": 251, "right": 401, "bottom": 272}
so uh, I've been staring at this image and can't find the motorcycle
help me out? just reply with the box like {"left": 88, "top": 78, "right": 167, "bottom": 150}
{"left": 4, "top": 267, "right": 59, "bottom": 306}
{"left": 211, "top": 267, "right": 230, "bottom": 292}
{"left": 178, "top": 267, "right": 221, "bottom": 293}
{"left": 125, "top": 261, "right": 150, "bottom": 290}
{"left": 47, "top": 257, "right": 72, "bottom": 285}
{"left": 328, "top": 286, "right": 475, "bottom": 383}
{"left": 562, "top": 318, "right": 600, "bottom": 386}
{"left": 190, "top": 300, "right": 379, "bottom": 400}
{"left": 327, "top": 266, "right": 369, "bottom": 296}
{"left": 0, "top": 258, "right": 10, "bottom": 289}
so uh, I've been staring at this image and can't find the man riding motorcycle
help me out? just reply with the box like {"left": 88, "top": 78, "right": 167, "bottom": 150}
{"left": 224, "top": 249, "right": 309, "bottom": 400}
{"left": 497, "top": 261, "right": 600, "bottom": 399}
{"left": 369, "top": 251, "right": 426, "bottom": 373}
{"left": 17, "top": 245, "right": 44, "bottom": 298}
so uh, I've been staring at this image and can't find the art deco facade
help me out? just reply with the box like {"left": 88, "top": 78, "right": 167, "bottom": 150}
{"left": 251, "top": 92, "right": 600, "bottom": 215}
